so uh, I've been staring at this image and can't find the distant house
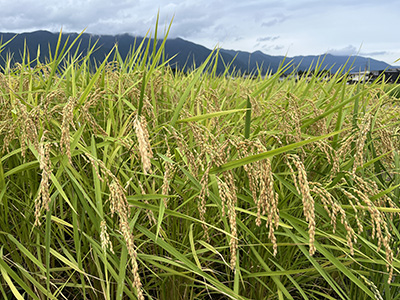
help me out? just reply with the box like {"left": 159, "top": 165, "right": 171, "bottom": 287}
{"left": 347, "top": 70, "right": 372, "bottom": 84}
{"left": 378, "top": 68, "right": 400, "bottom": 83}
{"left": 347, "top": 68, "right": 400, "bottom": 84}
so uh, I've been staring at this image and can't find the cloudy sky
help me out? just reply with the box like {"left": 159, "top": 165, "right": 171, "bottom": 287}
{"left": 1, "top": 0, "right": 399, "bottom": 65}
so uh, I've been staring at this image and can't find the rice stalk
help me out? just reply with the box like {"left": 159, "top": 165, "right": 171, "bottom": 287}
{"left": 34, "top": 132, "right": 52, "bottom": 226}
{"left": 287, "top": 154, "right": 316, "bottom": 255}
{"left": 60, "top": 96, "right": 76, "bottom": 164}
{"left": 237, "top": 140, "right": 279, "bottom": 255}
{"left": 133, "top": 114, "right": 153, "bottom": 175}
{"left": 83, "top": 152, "right": 144, "bottom": 298}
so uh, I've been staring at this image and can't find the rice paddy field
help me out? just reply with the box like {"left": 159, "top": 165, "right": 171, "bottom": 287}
{"left": 2, "top": 28, "right": 400, "bottom": 300}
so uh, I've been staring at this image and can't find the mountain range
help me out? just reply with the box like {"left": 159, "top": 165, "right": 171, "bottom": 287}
{"left": 0, "top": 30, "right": 396, "bottom": 75}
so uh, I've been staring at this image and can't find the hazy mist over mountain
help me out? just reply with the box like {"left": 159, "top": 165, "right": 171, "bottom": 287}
{"left": 0, "top": 31, "right": 395, "bottom": 75}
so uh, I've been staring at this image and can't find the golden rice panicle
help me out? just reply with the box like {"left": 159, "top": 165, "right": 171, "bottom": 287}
{"left": 375, "top": 122, "right": 395, "bottom": 164}
{"left": 197, "top": 161, "right": 212, "bottom": 241}
{"left": 60, "top": 97, "right": 76, "bottom": 165}
{"left": 360, "top": 274, "right": 384, "bottom": 300}
{"left": 312, "top": 183, "right": 357, "bottom": 254}
{"left": 260, "top": 157, "right": 279, "bottom": 256}
{"left": 339, "top": 188, "right": 364, "bottom": 234}
{"left": 108, "top": 180, "right": 129, "bottom": 218}
{"left": 79, "top": 89, "right": 108, "bottom": 136}
{"left": 217, "top": 172, "right": 238, "bottom": 270}
{"left": 108, "top": 179, "right": 144, "bottom": 299}
{"left": 130, "top": 248, "right": 144, "bottom": 300}
{"left": 34, "top": 132, "right": 52, "bottom": 227}
{"left": 349, "top": 174, "right": 394, "bottom": 283}
{"left": 363, "top": 171, "right": 400, "bottom": 220}
{"left": 121, "top": 216, "right": 144, "bottom": 300}
{"left": 133, "top": 115, "right": 153, "bottom": 175}
{"left": 311, "top": 183, "right": 359, "bottom": 255}
{"left": 100, "top": 220, "right": 114, "bottom": 254}
{"left": 225, "top": 171, "right": 238, "bottom": 270}
{"left": 263, "top": 158, "right": 279, "bottom": 228}
{"left": 16, "top": 99, "right": 39, "bottom": 157}
{"left": 310, "top": 182, "right": 335, "bottom": 225}
{"left": 245, "top": 140, "right": 280, "bottom": 256}
{"left": 83, "top": 152, "right": 145, "bottom": 293}
{"left": 336, "top": 203, "right": 356, "bottom": 255}
{"left": 2, "top": 121, "right": 17, "bottom": 154}
{"left": 288, "top": 155, "right": 316, "bottom": 255}
{"left": 315, "top": 140, "right": 334, "bottom": 165}
{"left": 285, "top": 155, "right": 300, "bottom": 195}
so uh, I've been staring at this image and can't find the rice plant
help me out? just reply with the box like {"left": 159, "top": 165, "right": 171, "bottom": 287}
{"left": 1, "top": 20, "right": 400, "bottom": 300}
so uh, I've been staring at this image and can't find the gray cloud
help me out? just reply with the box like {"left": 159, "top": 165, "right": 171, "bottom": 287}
{"left": 273, "top": 45, "right": 285, "bottom": 51}
{"left": 261, "top": 19, "right": 283, "bottom": 27}
{"left": 327, "top": 46, "right": 389, "bottom": 58}
{"left": 257, "top": 36, "right": 280, "bottom": 42}
{"left": 327, "top": 45, "right": 359, "bottom": 56}
{"left": 261, "top": 44, "right": 285, "bottom": 52}
{"left": 361, "top": 51, "right": 388, "bottom": 56}
{"left": 0, "top": 0, "right": 145, "bottom": 34}
{"left": 0, "top": 0, "right": 398, "bottom": 64}
{"left": 261, "top": 13, "right": 288, "bottom": 27}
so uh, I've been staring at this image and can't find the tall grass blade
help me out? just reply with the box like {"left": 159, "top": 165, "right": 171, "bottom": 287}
{"left": 244, "top": 96, "right": 252, "bottom": 139}
{"left": 170, "top": 50, "right": 215, "bottom": 126}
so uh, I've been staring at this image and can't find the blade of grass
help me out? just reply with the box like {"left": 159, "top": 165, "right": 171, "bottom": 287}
{"left": 0, "top": 264, "right": 24, "bottom": 300}
{"left": 0, "top": 247, "right": 40, "bottom": 300}
{"left": 155, "top": 198, "right": 166, "bottom": 240}
{"left": 7, "top": 234, "right": 46, "bottom": 274}
{"left": 248, "top": 245, "right": 294, "bottom": 300}
{"left": 189, "top": 224, "right": 202, "bottom": 269}
{"left": 45, "top": 209, "right": 52, "bottom": 293}
{"left": 136, "top": 224, "right": 247, "bottom": 300}
{"left": 116, "top": 243, "right": 128, "bottom": 300}
{"left": 244, "top": 96, "right": 252, "bottom": 139}
{"left": 283, "top": 212, "right": 375, "bottom": 299}
{"left": 170, "top": 50, "right": 215, "bottom": 126}
{"left": 137, "top": 70, "right": 146, "bottom": 116}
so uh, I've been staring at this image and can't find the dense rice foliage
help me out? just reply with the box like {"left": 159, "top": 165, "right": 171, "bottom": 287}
{"left": 1, "top": 29, "right": 400, "bottom": 300}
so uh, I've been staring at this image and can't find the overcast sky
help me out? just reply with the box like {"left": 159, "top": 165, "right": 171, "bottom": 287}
{"left": 1, "top": 0, "right": 399, "bottom": 65}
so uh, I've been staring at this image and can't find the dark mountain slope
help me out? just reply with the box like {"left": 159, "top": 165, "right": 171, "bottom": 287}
{"left": 0, "top": 30, "right": 394, "bottom": 74}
